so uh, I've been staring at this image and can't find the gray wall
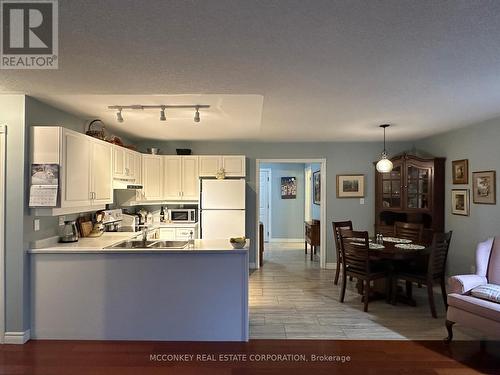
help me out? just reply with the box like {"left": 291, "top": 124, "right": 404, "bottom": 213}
{"left": 260, "top": 163, "right": 305, "bottom": 240}
{"left": 416, "top": 117, "right": 500, "bottom": 275}
{"left": 137, "top": 139, "right": 414, "bottom": 265}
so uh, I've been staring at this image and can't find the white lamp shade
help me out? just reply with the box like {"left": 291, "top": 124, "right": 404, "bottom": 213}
{"left": 376, "top": 157, "right": 393, "bottom": 173}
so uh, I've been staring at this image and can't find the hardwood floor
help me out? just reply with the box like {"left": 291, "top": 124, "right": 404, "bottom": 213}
{"left": 250, "top": 242, "right": 494, "bottom": 340}
{"left": 1, "top": 340, "right": 498, "bottom": 374}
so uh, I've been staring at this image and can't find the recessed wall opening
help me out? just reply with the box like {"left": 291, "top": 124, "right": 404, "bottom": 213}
{"left": 255, "top": 159, "right": 327, "bottom": 269}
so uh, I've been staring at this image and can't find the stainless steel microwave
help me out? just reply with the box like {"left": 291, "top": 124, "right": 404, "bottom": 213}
{"left": 168, "top": 209, "right": 197, "bottom": 223}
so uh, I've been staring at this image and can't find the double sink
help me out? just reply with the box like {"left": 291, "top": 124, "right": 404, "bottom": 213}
{"left": 107, "top": 240, "right": 189, "bottom": 250}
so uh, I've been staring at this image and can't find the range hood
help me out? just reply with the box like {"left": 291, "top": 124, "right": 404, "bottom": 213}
{"left": 112, "top": 179, "right": 143, "bottom": 190}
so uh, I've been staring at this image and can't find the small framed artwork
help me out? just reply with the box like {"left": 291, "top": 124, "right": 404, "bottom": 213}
{"left": 451, "top": 189, "right": 469, "bottom": 216}
{"left": 337, "top": 174, "right": 365, "bottom": 198}
{"left": 313, "top": 171, "right": 320, "bottom": 205}
{"left": 472, "top": 170, "right": 496, "bottom": 204}
{"left": 452, "top": 159, "right": 468, "bottom": 184}
{"left": 281, "top": 177, "right": 297, "bottom": 199}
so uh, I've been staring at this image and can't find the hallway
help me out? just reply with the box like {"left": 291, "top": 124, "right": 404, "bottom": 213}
{"left": 249, "top": 242, "right": 478, "bottom": 340}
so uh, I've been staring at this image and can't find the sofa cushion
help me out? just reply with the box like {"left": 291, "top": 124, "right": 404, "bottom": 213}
{"left": 488, "top": 237, "right": 500, "bottom": 284}
{"left": 448, "top": 293, "right": 500, "bottom": 323}
{"left": 471, "top": 284, "right": 500, "bottom": 303}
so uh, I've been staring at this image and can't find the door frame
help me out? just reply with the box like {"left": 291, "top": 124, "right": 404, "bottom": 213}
{"left": 304, "top": 165, "right": 312, "bottom": 222}
{"left": 258, "top": 168, "right": 272, "bottom": 242}
{"left": 0, "top": 125, "right": 6, "bottom": 344}
{"left": 255, "top": 158, "right": 327, "bottom": 269}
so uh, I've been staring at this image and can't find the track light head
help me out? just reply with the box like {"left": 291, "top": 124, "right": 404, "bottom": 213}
{"left": 160, "top": 106, "right": 166, "bottom": 121}
{"left": 194, "top": 107, "right": 200, "bottom": 123}
{"left": 116, "top": 108, "right": 124, "bottom": 123}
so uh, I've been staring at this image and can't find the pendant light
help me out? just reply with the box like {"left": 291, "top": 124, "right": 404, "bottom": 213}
{"left": 376, "top": 124, "right": 393, "bottom": 173}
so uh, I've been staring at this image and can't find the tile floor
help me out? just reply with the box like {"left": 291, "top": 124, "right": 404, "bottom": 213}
{"left": 249, "top": 242, "right": 485, "bottom": 340}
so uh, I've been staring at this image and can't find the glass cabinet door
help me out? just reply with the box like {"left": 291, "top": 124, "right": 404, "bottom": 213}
{"left": 406, "top": 164, "right": 431, "bottom": 210}
{"left": 381, "top": 162, "right": 403, "bottom": 209}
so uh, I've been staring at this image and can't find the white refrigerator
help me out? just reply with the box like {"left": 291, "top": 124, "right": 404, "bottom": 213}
{"left": 200, "top": 179, "right": 246, "bottom": 240}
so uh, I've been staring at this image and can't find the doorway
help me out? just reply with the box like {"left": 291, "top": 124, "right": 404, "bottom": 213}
{"left": 255, "top": 158, "right": 327, "bottom": 269}
{"left": 0, "top": 125, "right": 5, "bottom": 344}
{"left": 259, "top": 168, "right": 271, "bottom": 242}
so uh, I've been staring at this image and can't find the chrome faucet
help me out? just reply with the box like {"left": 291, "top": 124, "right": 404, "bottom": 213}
{"left": 138, "top": 224, "right": 150, "bottom": 243}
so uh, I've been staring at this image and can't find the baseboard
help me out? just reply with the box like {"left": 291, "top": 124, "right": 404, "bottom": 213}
{"left": 4, "top": 329, "right": 30, "bottom": 344}
{"left": 269, "top": 238, "right": 304, "bottom": 243}
{"left": 325, "top": 262, "right": 337, "bottom": 270}
{"left": 249, "top": 262, "right": 257, "bottom": 269}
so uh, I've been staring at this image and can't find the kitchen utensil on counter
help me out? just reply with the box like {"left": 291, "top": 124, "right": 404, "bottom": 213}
{"left": 59, "top": 220, "right": 79, "bottom": 243}
{"left": 88, "top": 211, "right": 105, "bottom": 237}
{"left": 147, "top": 147, "right": 160, "bottom": 155}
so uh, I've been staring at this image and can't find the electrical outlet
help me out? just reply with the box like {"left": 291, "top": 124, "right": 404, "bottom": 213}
{"left": 33, "top": 219, "right": 40, "bottom": 231}
{"left": 58, "top": 216, "right": 65, "bottom": 226}
{"left": 360, "top": 198, "right": 365, "bottom": 205}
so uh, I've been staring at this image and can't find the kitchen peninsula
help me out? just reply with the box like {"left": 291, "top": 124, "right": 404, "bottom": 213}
{"left": 29, "top": 234, "right": 249, "bottom": 341}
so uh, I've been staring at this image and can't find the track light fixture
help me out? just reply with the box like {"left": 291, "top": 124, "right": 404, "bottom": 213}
{"left": 194, "top": 106, "right": 200, "bottom": 123}
{"left": 116, "top": 108, "right": 123, "bottom": 123}
{"left": 108, "top": 104, "right": 210, "bottom": 123}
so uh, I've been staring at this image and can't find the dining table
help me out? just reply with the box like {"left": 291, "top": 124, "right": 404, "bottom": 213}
{"left": 353, "top": 236, "right": 431, "bottom": 306}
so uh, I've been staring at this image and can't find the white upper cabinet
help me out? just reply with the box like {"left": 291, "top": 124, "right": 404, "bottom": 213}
{"left": 31, "top": 127, "right": 113, "bottom": 214}
{"left": 163, "top": 155, "right": 199, "bottom": 201}
{"left": 113, "top": 146, "right": 141, "bottom": 181}
{"left": 223, "top": 156, "right": 246, "bottom": 177}
{"left": 134, "top": 152, "right": 142, "bottom": 184}
{"left": 198, "top": 155, "right": 245, "bottom": 177}
{"left": 199, "top": 156, "right": 222, "bottom": 177}
{"left": 61, "top": 129, "right": 92, "bottom": 207}
{"left": 90, "top": 139, "right": 113, "bottom": 205}
{"left": 163, "top": 156, "right": 182, "bottom": 200}
{"left": 181, "top": 156, "right": 199, "bottom": 200}
{"left": 112, "top": 146, "right": 125, "bottom": 179}
{"left": 142, "top": 155, "right": 163, "bottom": 200}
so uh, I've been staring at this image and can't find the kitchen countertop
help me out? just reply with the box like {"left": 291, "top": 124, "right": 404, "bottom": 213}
{"left": 29, "top": 233, "right": 249, "bottom": 254}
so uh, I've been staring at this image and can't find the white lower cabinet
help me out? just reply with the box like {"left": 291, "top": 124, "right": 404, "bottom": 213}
{"left": 159, "top": 226, "right": 198, "bottom": 240}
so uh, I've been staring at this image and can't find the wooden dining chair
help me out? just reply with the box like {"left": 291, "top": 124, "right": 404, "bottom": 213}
{"left": 332, "top": 220, "right": 353, "bottom": 285}
{"left": 394, "top": 221, "right": 424, "bottom": 242}
{"left": 392, "top": 231, "right": 453, "bottom": 318}
{"left": 338, "top": 229, "right": 389, "bottom": 312}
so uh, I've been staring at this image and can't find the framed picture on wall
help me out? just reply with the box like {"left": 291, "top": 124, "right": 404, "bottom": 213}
{"left": 472, "top": 170, "right": 496, "bottom": 204}
{"left": 337, "top": 174, "right": 365, "bottom": 198}
{"left": 313, "top": 171, "right": 320, "bottom": 205}
{"left": 281, "top": 177, "right": 297, "bottom": 199}
{"left": 451, "top": 189, "right": 469, "bottom": 216}
{"left": 452, "top": 159, "right": 468, "bottom": 184}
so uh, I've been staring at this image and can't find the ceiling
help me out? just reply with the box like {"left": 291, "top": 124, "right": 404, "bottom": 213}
{"left": 3, "top": 0, "right": 500, "bottom": 141}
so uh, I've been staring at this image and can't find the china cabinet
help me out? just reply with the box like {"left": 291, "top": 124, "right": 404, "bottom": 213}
{"left": 375, "top": 153, "right": 445, "bottom": 243}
